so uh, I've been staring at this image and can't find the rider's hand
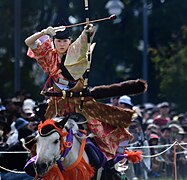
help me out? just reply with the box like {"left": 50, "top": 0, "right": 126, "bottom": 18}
{"left": 84, "top": 24, "right": 94, "bottom": 33}
{"left": 41, "top": 26, "right": 56, "bottom": 36}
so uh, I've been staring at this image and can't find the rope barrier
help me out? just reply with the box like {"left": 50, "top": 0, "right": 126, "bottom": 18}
{"left": 0, "top": 151, "right": 29, "bottom": 154}
{"left": 0, "top": 165, "right": 26, "bottom": 174}
{"left": 142, "top": 141, "right": 177, "bottom": 158}
{"left": 0, "top": 140, "right": 187, "bottom": 175}
{"left": 176, "top": 150, "right": 187, "bottom": 155}
{"left": 0, "top": 151, "right": 30, "bottom": 174}
{"left": 128, "top": 141, "right": 187, "bottom": 149}
{"left": 176, "top": 141, "right": 187, "bottom": 151}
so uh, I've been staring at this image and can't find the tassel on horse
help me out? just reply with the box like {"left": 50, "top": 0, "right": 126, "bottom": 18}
{"left": 124, "top": 150, "right": 142, "bottom": 164}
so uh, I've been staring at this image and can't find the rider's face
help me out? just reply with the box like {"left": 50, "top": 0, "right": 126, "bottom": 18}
{"left": 54, "top": 38, "right": 71, "bottom": 55}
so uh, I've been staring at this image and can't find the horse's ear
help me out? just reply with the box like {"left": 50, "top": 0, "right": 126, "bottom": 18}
{"left": 55, "top": 115, "right": 69, "bottom": 129}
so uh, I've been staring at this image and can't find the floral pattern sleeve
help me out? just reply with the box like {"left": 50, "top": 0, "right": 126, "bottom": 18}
{"left": 27, "top": 38, "right": 54, "bottom": 73}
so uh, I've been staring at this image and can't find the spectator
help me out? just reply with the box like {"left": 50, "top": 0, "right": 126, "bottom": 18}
{"left": 21, "top": 98, "right": 36, "bottom": 118}
{"left": 0, "top": 117, "right": 11, "bottom": 150}
{"left": 145, "top": 124, "right": 159, "bottom": 140}
{"left": 108, "top": 96, "right": 120, "bottom": 107}
{"left": 168, "top": 123, "right": 184, "bottom": 141}
{"left": 177, "top": 133, "right": 187, "bottom": 179}
{"left": 127, "top": 120, "right": 151, "bottom": 180}
{"left": 158, "top": 126, "right": 173, "bottom": 178}
{"left": 118, "top": 95, "right": 133, "bottom": 110}
{"left": 148, "top": 133, "right": 160, "bottom": 178}
{"left": 153, "top": 102, "right": 171, "bottom": 127}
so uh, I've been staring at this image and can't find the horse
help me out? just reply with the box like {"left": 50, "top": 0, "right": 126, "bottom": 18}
{"left": 24, "top": 114, "right": 131, "bottom": 180}
{"left": 27, "top": 115, "right": 95, "bottom": 180}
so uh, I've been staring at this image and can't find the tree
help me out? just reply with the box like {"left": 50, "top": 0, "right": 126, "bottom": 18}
{"left": 150, "top": 26, "right": 187, "bottom": 112}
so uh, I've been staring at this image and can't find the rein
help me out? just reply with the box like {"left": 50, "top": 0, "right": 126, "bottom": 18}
{"left": 65, "top": 136, "right": 86, "bottom": 171}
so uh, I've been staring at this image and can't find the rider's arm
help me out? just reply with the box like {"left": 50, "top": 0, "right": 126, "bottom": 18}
{"left": 25, "top": 32, "right": 44, "bottom": 49}
{"left": 25, "top": 26, "right": 56, "bottom": 49}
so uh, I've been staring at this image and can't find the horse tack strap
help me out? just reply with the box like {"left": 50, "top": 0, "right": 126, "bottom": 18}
{"left": 65, "top": 137, "right": 87, "bottom": 171}
{"left": 38, "top": 119, "right": 68, "bottom": 138}
{"left": 61, "top": 128, "right": 73, "bottom": 158}
{"left": 56, "top": 128, "right": 74, "bottom": 172}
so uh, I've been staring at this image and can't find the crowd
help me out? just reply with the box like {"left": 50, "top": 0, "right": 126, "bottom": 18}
{"left": 108, "top": 95, "right": 187, "bottom": 180}
{"left": 0, "top": 92, "right": 44, "bottom": 179}
{"left": 1, "top": 91, "right": 187, "bottom": 180}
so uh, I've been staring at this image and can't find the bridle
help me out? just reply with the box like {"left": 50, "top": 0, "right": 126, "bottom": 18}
{"left": 37, "top": 119, "right": 87, "bottom": 173}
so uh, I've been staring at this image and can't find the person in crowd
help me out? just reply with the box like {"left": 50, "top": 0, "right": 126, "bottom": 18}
{"left": 168, "top": 123, "right": 184, "bottom": 141}
{"left": 158, "top": 126, "right": 173, "bottom": 178}
{"left": 108, "top": 96, "right": 120, "bottom": 106}
{"left": 116, "top": 95, "right": 134, "bottom": 154}
{"left": 176, "top": 114, "right": 187, "bottom": 133}
{"left": 153, "top": 102, "right": 171, "bottom": 127}
{"left": 177, "top": 133, "right": 187, "bottom": 179}
{"left": 144, "top": 123, "right": 159, "bottom": 140}
{"left": 148, "top": 133, "right": 161, "bottom": 178}
{"left": 21, "top": 98, "right": 38, "bottom": 136}
{"left": 127, "top": 119, "right": 151, "bottom": 180}
{"left": 116, "top": 96, "right": 148, "bottom": 179}
{"left": 118, "top": 95, "right": 133, "bottom": 110}
{"left": 0, "top": 117, "right": 11, "bottom": 150}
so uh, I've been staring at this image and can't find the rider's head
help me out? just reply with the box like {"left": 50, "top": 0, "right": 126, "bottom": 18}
{"left": 53, "top": 28, "right": 72, "bottom": 55}
{"left": 54, "top": 28, "right": 71, "bottom": 40}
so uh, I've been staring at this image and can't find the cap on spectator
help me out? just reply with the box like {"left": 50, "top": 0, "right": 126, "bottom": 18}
{"left": 15, "top": 118, "right": 29, "bottom": 130}
{"left": 149, "top": 133, "right": 159, "bottom": 140}
{"left": 118, "top": 95, "right": 133, "bottom": 107}
{"left": 22, "top": 99, "right": 36, "bottom": 114}
{"left": 147, "top": 124, "right": 158, "bottom": 130}
{"left": 143, "top": 103, "right": 155, "bottom": 110}
{"left": 169, "top": 123, "right": 184, "bottom": 132}
{"left": 157, "top": 101, "right": 169, "bottom": 108}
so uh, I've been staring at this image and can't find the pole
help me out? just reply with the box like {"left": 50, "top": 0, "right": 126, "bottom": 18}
{"left": 142, "top": 0, "right": 148, "bottom": 103}
{"left": 174, "top": 142, "right": 178, "bottom": 180}
{"left": 14, "top": 0, "right": 21, "bottom": 93}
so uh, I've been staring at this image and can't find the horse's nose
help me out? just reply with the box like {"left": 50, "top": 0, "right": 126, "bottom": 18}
{"left": 35, "top": 162, "right": 48, "bottom": 175}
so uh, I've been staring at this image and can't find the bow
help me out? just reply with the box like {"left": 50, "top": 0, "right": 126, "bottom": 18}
{"left": 80, "top": 0, "right": 92, "bottom": 110}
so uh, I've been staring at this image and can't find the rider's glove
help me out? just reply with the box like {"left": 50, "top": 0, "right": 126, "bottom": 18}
{"left": 41, "top": 26, "right": 56, "bottom": 36}
{"left": 84, "top": 24, "right": 94, "bottom": 33}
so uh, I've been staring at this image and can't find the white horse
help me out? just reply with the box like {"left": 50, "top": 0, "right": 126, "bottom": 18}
{"left": 24, "top": 114, "right": 136, "bottom": 180}
{"left": 33, "top": 116, "right": 94, "bottom": 179}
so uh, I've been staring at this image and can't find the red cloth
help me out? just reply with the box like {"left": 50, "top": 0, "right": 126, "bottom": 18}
{"left": 88, "top": 119, "right": 133, "bottom": 160}
{"left": 27, "top": 39, "right": 63, "bottom": 82}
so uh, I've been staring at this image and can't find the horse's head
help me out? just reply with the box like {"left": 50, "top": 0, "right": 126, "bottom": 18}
{"left": 34, "top": 116, "right": 69, "bottom": 176}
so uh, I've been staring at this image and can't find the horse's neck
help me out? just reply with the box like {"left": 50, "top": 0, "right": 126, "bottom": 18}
{"left": 61, "top": 134, "right": 89, "bottom": 168}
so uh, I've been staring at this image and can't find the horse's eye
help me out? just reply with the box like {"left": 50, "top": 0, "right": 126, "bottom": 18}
{"left": 54, "top": 139, "right": 59, "bottom": 144}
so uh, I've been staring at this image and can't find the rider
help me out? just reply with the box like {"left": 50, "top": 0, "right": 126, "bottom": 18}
{"left": 25, "top": 24, "right": 136, "bottom": 160}
{"left": 25, "top": 23, "right": 96, "bottom": 91}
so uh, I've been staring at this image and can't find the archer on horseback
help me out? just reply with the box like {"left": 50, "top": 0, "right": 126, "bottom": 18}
{"left": 24, "top": 12, "right": 146, "bottom": 179}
